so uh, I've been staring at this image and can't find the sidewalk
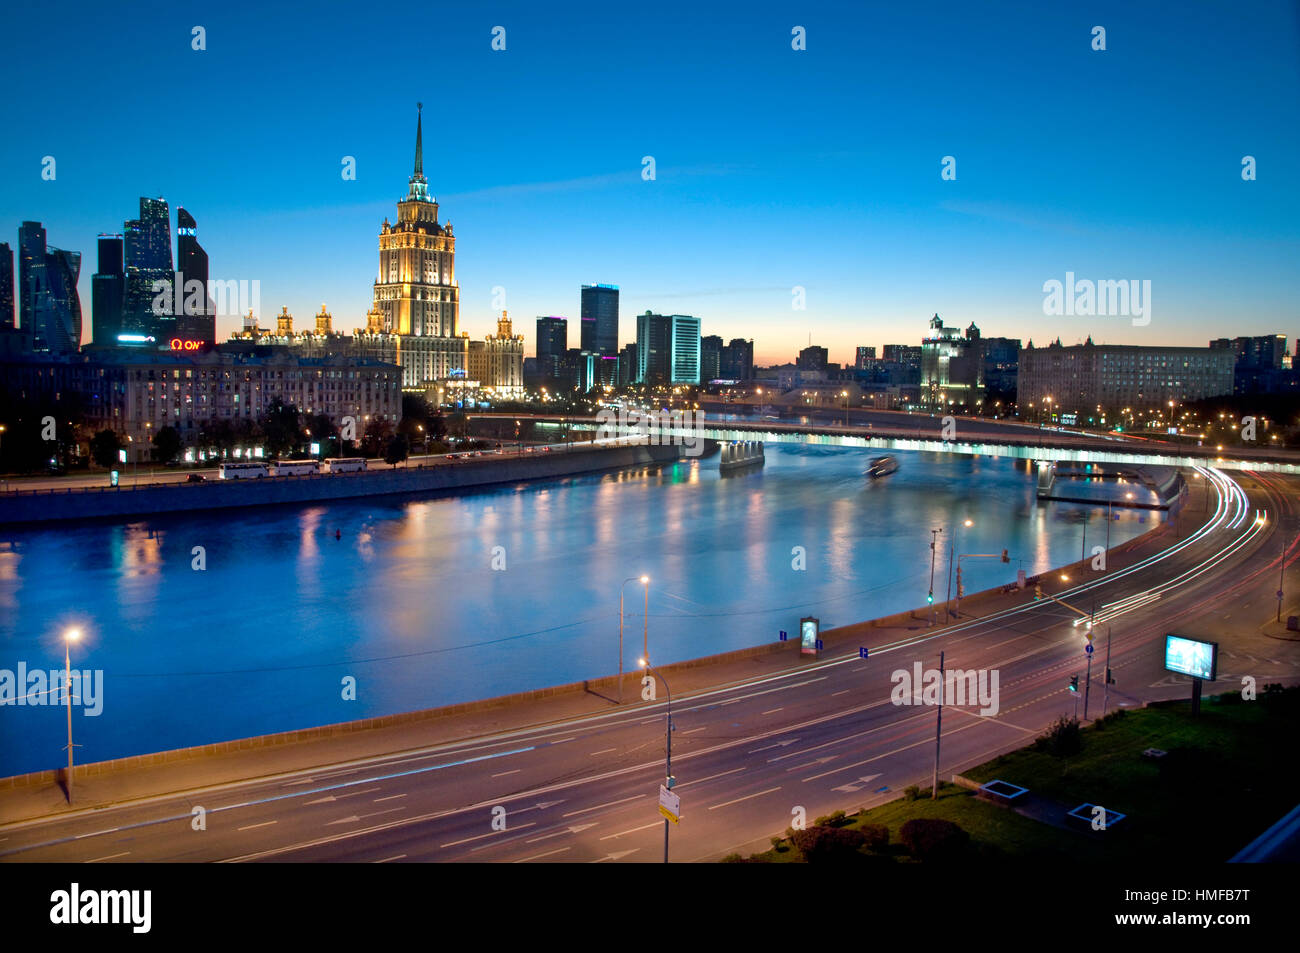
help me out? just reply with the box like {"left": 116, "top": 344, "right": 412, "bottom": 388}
{"left": 0, "top": 483, "right": 1201, "bottom": 829}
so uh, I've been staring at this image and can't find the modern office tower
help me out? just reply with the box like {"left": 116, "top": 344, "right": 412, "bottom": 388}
{"left": 720, "top": 338, "right": 754, "bottom": 380}
{"left": 920, "top": 314, "right": 984, "bottom": 409}
{"left": 18, "top": 222, "right": 82, "bottom": 354}
{"left": 17, "top": 221, "right": 45, "bottom": 337}
{"left": 536, "top": 316, "right": 568, "bottom": 379}
{"left": 1019, "top": 338, "right": 1235, "bottom": 418}
{"left": 175, "top": 207, "right": 214, "bottom": 342}
{"left": 669, "top": 314, "right": 701, "bottom": 384}
{"left": 619, "top": 342, "right": 638, "bottom": 386}
{"left": 0, "top": 242, "right": 13, "bottom": 330}
{"left": 855, "top": 346, "right": 876, "bottom": 369}
{"left": 580, "top": 283, "right": 619, "bottom": 355}
{"left": 700, "top": 334, "right": 723, "bottom": 382}
{"left": 370, "top": 104, "right": 467, "bottom": 386}
{"left": 92, "top": 235, "right": 126, "bottom": 346}
{"left": 797, "top": 345, "right": 828, "bottom": 371}
{"left": 636, "top": 312, "right": 700, "bottom": 385}
{"left": 123, "top": 197, "right": 174, "bottom": 336}
{"left": 637, "top": 311, "right": 670, "bottom": 384}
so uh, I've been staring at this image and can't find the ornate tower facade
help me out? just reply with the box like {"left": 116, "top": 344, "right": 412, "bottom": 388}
{"left": 373, "top": 103, "right": 459, "bottom": 339}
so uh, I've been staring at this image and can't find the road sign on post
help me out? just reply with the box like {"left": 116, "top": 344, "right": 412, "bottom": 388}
{"left": 659, "top": 784, "right": 680, "bottom": 824}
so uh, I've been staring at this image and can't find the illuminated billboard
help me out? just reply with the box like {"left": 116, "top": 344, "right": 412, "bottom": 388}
{"left": 800, "top": 616, "right": 819, "bottom": 657}
{"left": 1164, "top": 634, "right": 1217, "bottom": 681}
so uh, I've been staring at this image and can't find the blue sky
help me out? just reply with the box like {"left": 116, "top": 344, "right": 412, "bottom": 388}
{"left": 1, "top": 0, "right": 1297, "bottom": 365}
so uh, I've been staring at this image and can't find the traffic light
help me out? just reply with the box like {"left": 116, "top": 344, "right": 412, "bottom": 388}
{"left": 1069, "top": 675, "right": 1079, "bottom": 693}
{"left": 1034, "top": 583, "right": 1043, "bottom": 600}
{"left": 927, "top": 591, "right": 934, "bottom": 604}
{"left": 956, "top": 567, "right": 963, "bottom": 598}
{"left": 1106, "top": 668, "right": 1115, "bottom": 685}
{"left": 1001, "top": 549, "right": 1010, "bottom": 563}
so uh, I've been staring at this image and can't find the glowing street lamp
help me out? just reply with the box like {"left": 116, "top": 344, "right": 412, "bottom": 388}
{"left": 63, "top": 627, "right": 81, "bottom": 803}
{"left": 618, "top": 576, "right": 649, "bottom": 704}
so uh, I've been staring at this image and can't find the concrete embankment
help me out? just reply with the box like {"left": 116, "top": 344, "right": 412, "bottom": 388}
{"left": 0, "top": 443, "right": 689, "bottom": 525}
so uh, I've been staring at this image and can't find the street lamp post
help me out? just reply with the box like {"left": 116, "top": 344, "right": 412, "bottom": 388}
{"left": 63, "top": 627, "right": 80, "bottom": 803}
{"left": 638, "top": 658, "right": 674, "bottom": 863}
{"left": 945, "top": 520, "right": 971, "bottom": 623}
{"left": 619, "top": 576, "right": 648, "bottom": 704}
{"left": 928, "top": 528, "right": 942, "bottom": 626}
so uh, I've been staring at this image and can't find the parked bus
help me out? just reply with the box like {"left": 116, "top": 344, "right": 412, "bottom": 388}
{"left": 218, "top": 462, "right": 269, "bottom": 480}
{"left": 323, "top": 457, "right": 367, "bottom": 474}
{"left": 270, "top": 460, "right": 320, "bottom": 476}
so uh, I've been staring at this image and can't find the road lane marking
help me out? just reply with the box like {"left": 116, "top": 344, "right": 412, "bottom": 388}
{"left": 748, "top": 739, "right": 797, "bottom": 753}
{"left": 707, "top": 787, "right": 782, "bottom": 810}
{"left": 832, "top": 690, "right": 850, "bottom": 697}
{"left": 589, "top": 748, "right": 618, "bottom": 756}
{"left": 237, "top": 821, "right": 277, "bottom": 832}
{"left": 373, "top": 854, "right": 406, "bottom": 863}
{"left": 441, "top": 822, "right": 536, "bottom": 848}
{"left": 562, "top": 794, "right": 644, "bottom": 818}
{"left": 760, "top": 708, "right": 784, "bottom": 715}
{"left": 680, "top": 727, "right": 707, "bottom": 734}
{"left": 678, "top": 767, "right": 745, "bottom": 787}
{"left": 85, "top": 852, "right": 130, "bottom": 863}
{"left": 592, "top": 848, "right": 640, "bottom": 862}
{"left": 373, "top": 794, "right": 406, "bottom": 803}
{"left": 492, "top": 769, "right": 521, "bottom": 777}
{"left": 514, "top": 847, "right": 570, "bottom": 863}
{"left": 76, "top": 829, "right": 119, "bottom": 839}
{"left": 599, "top": 822, "right": 660, "bottom": 840}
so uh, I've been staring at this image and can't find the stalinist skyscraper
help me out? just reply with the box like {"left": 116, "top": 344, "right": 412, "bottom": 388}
{"left": 370, "top": 104, "right": 468, "bottom": 386}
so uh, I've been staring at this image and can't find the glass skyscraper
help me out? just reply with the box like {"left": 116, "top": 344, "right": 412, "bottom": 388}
{"left": 535, "top": 316, "right": 568, "bottom": 379}
{"left": 93, "top": 234, "right": 126, "bottom": 346}
{"left": 580, "top": 284, "right": 619, "bottom": 356}
{"left": 176, "top": 207, "right": 213, "bottom": 342}
{"left": 0, "top": 242, "right": 13, "bottom": 331}
{"left": 124, "top": 197, "right": 174, "bottom": 335}
{"left": 17, "top": 221, "right": 82, "bottom": 354}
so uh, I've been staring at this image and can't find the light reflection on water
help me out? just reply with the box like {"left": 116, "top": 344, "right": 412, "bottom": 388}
{"left": 0, "top": 446, "right": 1163, "bottom": 775}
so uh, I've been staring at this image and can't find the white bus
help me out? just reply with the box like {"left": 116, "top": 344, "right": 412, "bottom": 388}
{"left": 218, "top": 462, "right": 269, "bottom": 480}
{"left": 271, "top": 460, "right": 320, "bottom": 476}
{"left": 323, "top": 457, "right": 367, "bottom": 474}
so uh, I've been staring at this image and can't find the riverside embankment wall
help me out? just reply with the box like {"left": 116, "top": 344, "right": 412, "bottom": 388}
{"left": 0, "top": 443, "right": 689, "bottom": 525}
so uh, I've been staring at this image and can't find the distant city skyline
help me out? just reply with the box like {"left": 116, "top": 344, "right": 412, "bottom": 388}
{"left": 2, "top": 1, "right": 1297, "bottom": 365}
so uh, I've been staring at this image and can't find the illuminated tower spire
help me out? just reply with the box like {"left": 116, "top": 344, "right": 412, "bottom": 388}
{"left": 408, "top": 102, "right": 430, "bottom": 202}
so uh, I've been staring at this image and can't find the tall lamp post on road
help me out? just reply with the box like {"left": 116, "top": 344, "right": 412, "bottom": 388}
{"left": 63, "top": 627, "right": 81, "bottom": 803}
{"left": 619, "top": 576, "right": 649, "bottom": 704}
{"left": 638, "top": 658, "right": 674, "bottom": 863}
{"left": 928, "top": 528, "right": 943, "bottom": 626}
{"left": 945, "top": 519, "right": 972, "bottom": 623}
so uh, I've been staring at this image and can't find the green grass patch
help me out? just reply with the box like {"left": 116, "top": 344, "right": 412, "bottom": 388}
{"left": 731, "top": 686, "right": 1300, "bottom": 863}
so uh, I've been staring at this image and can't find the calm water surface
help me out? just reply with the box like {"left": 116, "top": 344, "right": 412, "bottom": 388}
{"left": 0, "top": 446, "right": 1162, "bottom": 775}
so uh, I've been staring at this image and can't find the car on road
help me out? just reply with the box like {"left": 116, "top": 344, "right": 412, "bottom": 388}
{"left": 186, "top": 473, "right": 206, "bottom": 483}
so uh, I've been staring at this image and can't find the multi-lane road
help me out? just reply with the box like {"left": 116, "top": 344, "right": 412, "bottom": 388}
{"left": 2, "top": 466, "right": 1298, "bottom": 863}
